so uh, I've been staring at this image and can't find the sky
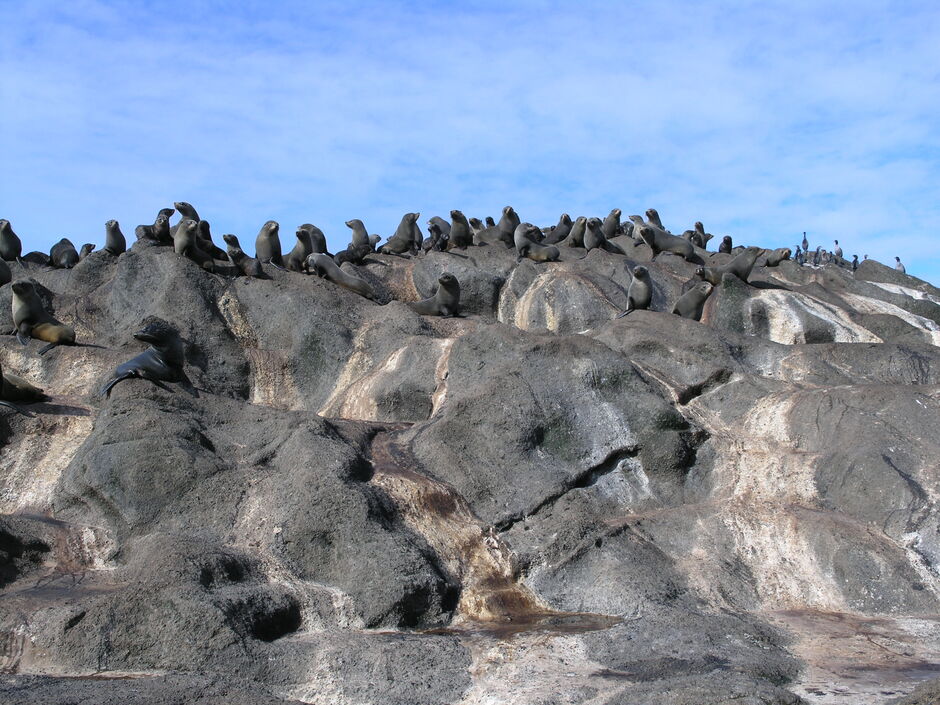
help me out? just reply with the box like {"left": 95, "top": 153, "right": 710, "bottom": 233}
{"left": 2, "top": 1, "right": 939, "bottom": 283}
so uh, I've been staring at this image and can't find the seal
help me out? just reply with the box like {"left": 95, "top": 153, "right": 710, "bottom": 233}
{"left": 428, "top": 216, "right": 451, "bottom": 237}
{"left": 222, "top": 234, "right": 263, "bottom": 278}
{"left": 345, "top": 219, "right": 371, "bottom": 248}
{"left": 636, "top": 225, "right": 694, "bottom": 262}
{"left": 196, "top": 220, "right": 228, "bottom": 260}
{"left": 0, "top": 259, "right": 10, "bottom": 286}
{"left": 514, "top": 223, "right": 560, "bottom": 262}
{"left": 764, "top": 247, "right": 791, "bottom": 267}
{"left": 474, "top": 221, "right": 513, "bottom": 247}
{"left": 497, "top": 206, "right": 520, "bottom": 244}
{"left": 543, "top": 214, "right": 572, "bottom": 245}
{"left": 718, "top": 235, "right": 732, "bottom": 253}
{"left": 11, "top": 279, "right": 76, "bottom": 354}
{"left": 423, "top": 222, "right": 446, "bottom": 252}
{"left": 409, "top": 213, "right": 423, "bottom": 251}
{"left": 468, "top": 218, "right": 485, "bottom": 236}
{"left": 307, "top": 253, "right": 375, "bottom": 300}
{"left": 485, "top": 216, "right": 496, "bottom": 228}
{"left": 695, "top": 246, "right": 761, "bottom": 284}
{"left": 335, "top": 242, "right": 373, "bottom": 266}
{"left": 584, "top": 218, "right": 626, "bottom": 254}
{"left": 616, "top": 265, "right": 652, "bottom": 318}
{"left": 285, "top": 227, "right": 314, "bottom": 272}
{"left": 672, "top": 281, "right": 713, "bottom": 321}
{"left": 173, "top": 219, "right": 215, "bottom": 271}
{"left": 380, "top": 213, "right": 420, "bottom": 255}
{"left": 49, "top": 238, "right": 80, "bottom": 269}
{"left": 446, "top": 210, "right": 473, "bottom": 250}
{"left": 601, "top": 209, "right": 622, "bottom": 240}
{"left": 298, "top": 224, "right": 328, "bottom": 254}
{"left": 79, "top": 243, "right": 96, "bottom": 260}
{"left": 104, "top": 219, "right": 127, "bottom": 255}
{"left": 171, "top": 201, "right": 201, "bottom": 236}
{"left": 561, "top": 216, "right": 587, "bottom": 247}
{"left": 255, "top": 220, "right": 284, "bottom": 268}
{"left": 135, "top": 209, "right": 174, "bottom": 244}
{"left": 408, "top": 273, "right": 460, "bottom": 317}
{"left": 100, "top": 318, "right": 186, "bottom": 397}
{"left": 1, "top": 357, "right": 49, "bottom": 414}
{"left": 0, "top": 219, "right": 23, "bottom": 262}
{"left": 646, "top": 208, "right": 666, "bottom": 231}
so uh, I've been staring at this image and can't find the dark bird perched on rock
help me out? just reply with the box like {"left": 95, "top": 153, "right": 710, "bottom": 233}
{"left": 801, "top": 232, "right": 809, "bottom": 252}
{"left": 813, "top": 246, "right": 821, "bottom": 266}
{"left": 0, "top": 357, "right": 49, "bottom": 415}
{"left": 100, "top": 318, "right": 186, "bottom": 398}
{"left": 833, "top": 240, "right": 843, "bottom": 259}
{"left": 11, "top": 279, "right": 76, "bottom": 355}
{"left": 222, "top": 234, "right": 263, "bottom": 278}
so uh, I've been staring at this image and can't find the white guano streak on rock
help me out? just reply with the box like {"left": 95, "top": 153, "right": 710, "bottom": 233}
{"left": 747, "top": 290, "right": 881, "bottom": 344}
{"left": 840, "top": 292, "right": 940, "bottom": 346}
{"left": 318, "top": 346, "right": 407, "bottom": 420}
{"left": 868, "top": 280, "right": 940, "bottom": 305}
{"left": 430, "top": 338, "right": 455, "bottom": 415}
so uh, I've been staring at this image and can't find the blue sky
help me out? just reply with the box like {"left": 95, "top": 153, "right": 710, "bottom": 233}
{"left": 2, "top": 1, "right": 939, "bottom": 283}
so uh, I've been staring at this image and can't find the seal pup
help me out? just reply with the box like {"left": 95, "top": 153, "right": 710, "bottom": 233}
{"left": 255, "top": 220, "right": 284, "bottom": 268}
{"left": 0, "top": 219, "right": 23, "bottom": 262}
{"left": 285, "top": 227, "right": 315, "bottom": 272}
{"left": 423, "top": 222, "right": 446, "bottom": 252}
{"left": 718, "top": 235, "right": 732, "bottom": 253}
{"left": 100, "top": 318, "right": 186, "bottom": 397}
{"left": 601, "top": 209, "right": 622, "bottom": 240}
{"left": 895, "top": 257, "right": 906, "bottom": 273}
{"left": 0, "top": 259, "right": 10, "bottom": 286}
{"left": 0, "top": 357, "right": 49, "bottom": 415}
{"left": 672, "top": 281, "right": 713, "bottom": 321}
{"left": 173, "top": 219, "right": 215, "bottom": 271}
{"left": 222, "top": 234, "right": 263, "bottom": 278}
{"left": 446, "top": 210, "right": 473, "bottom": 250}
{"left": 345, "top": 219, "right": 371, "bottom": 248}
{"left": 79, "top": 244, "right": 96, "bottom": 260}
{"left": 584, "top": 218, "right": 626, "bottom": 254}
{"left": 11, "top": 279, "right": 76, "bottom": 354}
{"left": 49, "top": 238, "right": 80, "bottom": 269}
{"left": 514, "top": 223, "right": 560, "bottom": 263}
{"left": 561, "top": 216, "right": 587, "bottom": 248}
{"left": 616, "top": 265, "right": 653, "bottom": 318}
{"left": 104, "top": 219, "right": 127, "bottom": 255}
{"left": 696, "top": 246, "right": 761, "bottom": 285}
{"left": 335, "top": 242, "right": 373, "bottom": 266}
{"left": 408, "top": 273, "right": 460, "bottom": 317}
{"left": 764, "top": 247, "right": 791, "bottom": 267}
{"left": 135, "top": 209, "right": 174, "bottom": 243}
{"left": 636, "top": 225, "right": 694, "bottom": 262}
{"left": 543, "top": 214, "right": 573, "bottom": 245}
{"left": 306, "top": 253, "right": 375, "bottom": 300}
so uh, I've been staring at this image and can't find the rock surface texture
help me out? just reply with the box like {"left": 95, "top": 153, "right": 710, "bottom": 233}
{"left": 1, "top": 240, "right": 939, "bottom": 704}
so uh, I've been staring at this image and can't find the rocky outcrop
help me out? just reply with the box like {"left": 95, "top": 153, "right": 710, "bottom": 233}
{"left": 1, "top": 238, "right": 938, "bottom": 703}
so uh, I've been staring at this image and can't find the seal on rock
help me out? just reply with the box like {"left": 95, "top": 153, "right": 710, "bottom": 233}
{"left": 408, "top": 273, "right": 460, "bottom": 317}
{"left": 514, "top": 223, "right": 560, "bottom": 263}
{"left": 11, "top": 279, "right": 76, "bottom": 354}
{"left": 646, "top": 208, "right": 666, "bottom": 231}
{"left": 1, "top": 357, "right": 49, "bottom": 415}
{"left": 561, "top": 216, "right": 587, "bottom": 248}
{"left": 718, "top": 235, "right": 732, "bottom": 254}
{"left": 497, "top": 206, "right": 521, "bottom": 244}
{"left": 255, "top": 220, "right": 284, "bottom": 268}
{"left": 616, "top": 266, "right": 653, "bottom": 318}
{"left": 307, "top": 253, "right": 375, "bottom": 300}
{"left": 423, "top": 222, "right": 446, "bottom": 252}
{"left": 346, "top": 219, "right": 371, "bottom": 248}
{"left": 174, "top": 219, "right": 215, "bottom": 271}
{"left": 636, "top": 225, "right": 694, "bottom": 262}
{"left": 0, "top": 219, "right": 23, "bottom": 262}
{"left": 446, "top": 210, "right": 473, "bottom": 250}
{"left": 100, "top": 318, "right": 186, "bottom": 397}
{"left": 49, "top": 238, "right": 80, "bottom": 269}
{"left": 542, "top": 214, "right": 573, "bottom": 245}
{"left": 601, "top": 209, "right": 622, "bottom": 240}
{"left": 104, "top": 219, "right": 127, "bottom": 255}
{"left": 222, "top": 234, "right": 263, "bottom": 278}
{"left": 672, "top": 281, "right": 713, "bottom": 321}
{"left": 428, "top": 216, "right": 451, "bottom": 238}
{"left": 196, "top": 220, "right": 228, "bottom": 260}
{"left": 696, "top": 246, "right": 761, "bottom": 285}
{"left": 380, "top": 213, "right": 420, "bottom": 255}
{"left": 0, "top": 259, "right": 10, "bottom": 286}
{"left": 135, "top": 210, "right": 174, "bottom": 244}
{"left": 285, "top": 227, "right": 314, "bottom": 272}
{"left": 79, "top": 244, "right": 95, "bottom": 260}
{"left": 299, "top": 224, "right": 329, "bottom": 255}
{"left": 764, "top": 247, "right": 791, "bottom": 267}
{"left": 335, "top": 242, "right": 373, "bottom": 266}
{"left": 584, "top": 218, "right": 626, "bottom": 255}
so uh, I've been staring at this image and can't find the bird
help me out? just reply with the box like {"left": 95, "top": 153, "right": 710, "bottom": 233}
{"left": 895, "top": 257, "right": 906, "bottom": 273}
{"left": 833, "top": 240, "right": 843, "bottom": 259}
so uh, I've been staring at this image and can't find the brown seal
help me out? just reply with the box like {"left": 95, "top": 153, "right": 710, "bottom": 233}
{"left": 173, "top": 219, "right": 215, "bottom": 271}
{"left": 672, "top": 281, "right": 713, "bottom": 321}
{"left": 408, "top": 273, "right": 460, "bottom": 317}
{"left": 616, "top": 265, "right": 652, "bottom": 318}
{"left": 11, "top": 279, "right": 76, "bottom": 354}
{"left": 222, "top": 234, "right": 263, "bottom": 277}
{"left": 514, "top": 224, "right": 559, "bottom": 262}
{"left": 307, "top": 253, "right": 375, "bottom": 300}
{"left": 1, "top": 356, "right": 49, "bottom": 414}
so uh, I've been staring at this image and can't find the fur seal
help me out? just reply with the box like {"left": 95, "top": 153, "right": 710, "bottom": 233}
{"left": 49, "top": 238, "right": 80, "bottom": 269}
{"left": 0, "top": 259, "right": 10, "bottom": 286}
{"left": 100, "top": 318, "right": 185, "bottom": 397}
{"left": 514, "top": 223, "right": 560, "bottom": 262}
{"left": 285, "top": 227, "right": 314, "bottom": 272}
{"left": 104, "top": 219, "right": 127, "bottom": 255}
{"left": 428, "top": 216, "right": 451, "bottom": 237}
{"left": 764, "top": 247, "right": 791, "bottom": 267}
{"left": 335, "top": 242, "right": 373, "bottom": 266}
{"left": 135, "top": 210, "right": 173, "bottom": 243}
{"left": 173, "top": 219, "right": 215, "bottom": 271}
{"left": 637, "top": 225, "right": 694, "bottom": 262}
{"left": 496, "top": 206, "right": 520, "bottom": 243}
{"left": 561, "top": 216, "right": 587, "bottom": 248}
{"left": 222, "top": 234, "right": 263, "bottom": 278}
{"left": 255, "top": 220, "right": 283, "bottom": 267}
{"left": 446, "top": 210, "right": 473, "bottom": 250}
{"left": 672, "top": 281, "right": 713, "bottom": 321}
{"left": 543, "top": 214, "right": 573, "bottom": 245}
{"left": 485, "top": 216, "right": 496, "bottom": 228}
{"left": 299, "top": 224, "right": 329, "bottom": 254}
{"left": 380, "top": 213, "right": 420, "bottom": 255}
{"left": 616, "top": 266, "right": 653, "bottom": 318}
{"left": 196, "top": 220, "right": 227, "bottom": 260}
{"left": 696, "top": 246, "right": 761, "bottom": 285}
{"left": 584, "top": 218, "right": 626, "bottom": 254}
{"left": 601, "top": 209, "right": 622, "bottom": 240}
{"left": 423, "top": 222, "right": 446, "bottom": 252}
{"left": 408, "top": 273, "right": 460, "bottom": 317}
{"left": 718, "top": 235, "right": 732, "bottom": 253}
{"left": 468, "top": 218, "right": 485, "bottom": 236}
{"left": 79, "top": 244, "right": 95, "bottom": 260}
{"left": 646, "top": 209, "right": 666, "bottom": 231}
{"left": 0, "top": 357, "right": 49, "bottom": 414}
{"left": 0, "top": 219, "right": 23, "bottom": 262}
{"left": 307, "top": 253, "right": 375, "bottom": 299}
{"left": 345, "top": 219, "right": 371, "bottom": 248}
{"left": 171, "top": 201, "right": 200, "bottom": 236}
{"left": 11, "top": 279, "right": 76, "bottom": 354}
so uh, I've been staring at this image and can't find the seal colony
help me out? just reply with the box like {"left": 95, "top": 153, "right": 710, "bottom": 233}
{"left": 0, "top": 201, "right": 906, "bottom": 412}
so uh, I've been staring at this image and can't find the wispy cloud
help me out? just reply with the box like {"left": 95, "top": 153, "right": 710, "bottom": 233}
{"left": 1, "top": 0, "right": 938, "bottom": 281}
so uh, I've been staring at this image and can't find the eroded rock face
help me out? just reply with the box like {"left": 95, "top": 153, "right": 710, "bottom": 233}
{"left": 1, "top": 241, "right": 939, "bottom": 704}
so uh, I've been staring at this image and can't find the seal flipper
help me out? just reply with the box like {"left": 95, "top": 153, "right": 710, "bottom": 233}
{"left": 616, "top": 306, "right": 634, "bottom": 319}
{"left": 16, "top": 324, "right": 30, "bottom": 346}
{"left": 101, "top": 371, "right": 137, "bottom": 398}
{"left": 0, "top": 400, "right": 30, "bottom": 416}
{"left": 37, "top": 342, "right": 59, "bottom": 356}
